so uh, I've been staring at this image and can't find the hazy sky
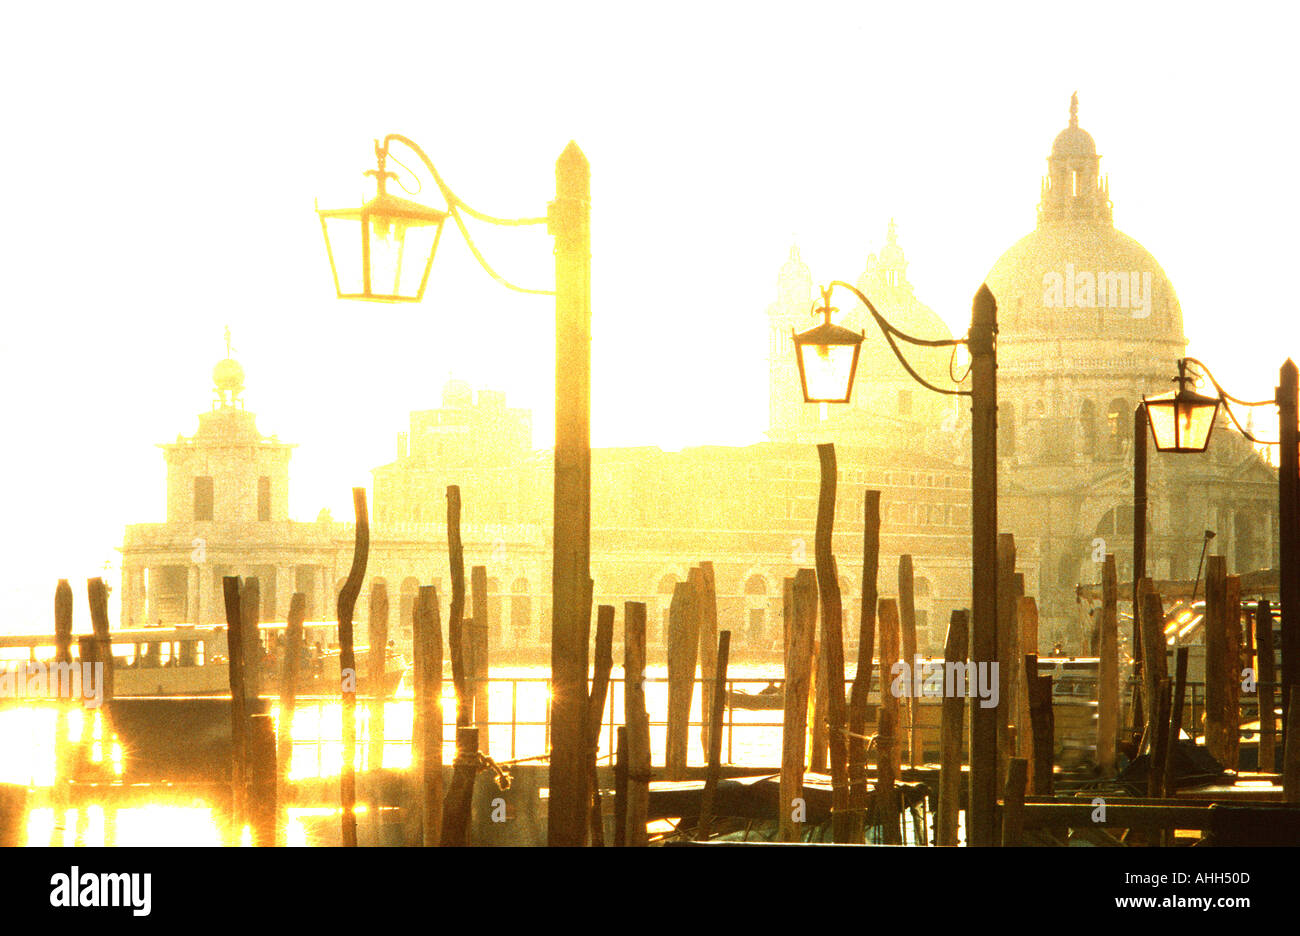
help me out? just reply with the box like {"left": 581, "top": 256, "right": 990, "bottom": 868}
{"left": 3, "top": 1, "right": 1298, "bottom": 626}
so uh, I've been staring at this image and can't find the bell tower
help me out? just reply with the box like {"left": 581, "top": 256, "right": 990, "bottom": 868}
{"left": 1039, "top": 93, "right": 1112, "bottom": 226}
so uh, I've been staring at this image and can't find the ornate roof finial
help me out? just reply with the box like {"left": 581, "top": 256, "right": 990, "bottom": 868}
{"left": 887, "top": 218, "right": 898, "bottom": 244}
{"left": 224, "top": 325, "right": 234, "bottom": 358}
{"left": 1069, "top": 91, "right": 1078, "bottom": 129}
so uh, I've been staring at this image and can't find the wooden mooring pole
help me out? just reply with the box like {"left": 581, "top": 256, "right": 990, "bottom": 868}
{"left": 586, "top": 604, "right": 614, "bottom": 845}
{"left": 899, "top": 554, "right": 919, "bottom": 768}
{"left": 1204, "top": 556, "right": 1228, "bottom": 765}
{"left": 814, "top": 443, "right": 851, "bottom": 842}
{"left": 222, "top": 576, "right": 247, "bottom": 829}
{"left": 877, "top": 597, "right": 902, "bottom": 844}
{"left": 697, "top": 563, "right": 719, "bottom": 760}
{"left": 471, "top": 565, "right": 489, "bottom": 755}
{"left": 1258, "top": 600, "right": 1278, "bottom": 772}
{"left": 937, "top": 609, "right": 969, "bottom": 846}
{"left": 848, "top": 490, "right": 881, "bottom": 841}
{"left": 696, "top": 630, "right": 731, "bottom": 841}
{"left": 779, "top": 571, "right": 817, "bottom": 843}
{"left": 441, "top": 726, "right": 479, "bottom": 846}
{"left": 665, "top": 580, "right": 697, "bottom": 781}
{"left": 1098, "top": 554, "right": 1120, "bottom": 775}
{"left": 1001, "top": 757, "right": 1028, "bottom": 847}
{"left": 413, "top": 585, "right": 443, "bottom": 846}
{"left": 337, "top": 487, "right": 370, "bottom": 848}
{"left": 624, "top": 602, "right": 650, "bottom": 846}
{"left": 369, "top": 580, "right": 388, "bottom": 774}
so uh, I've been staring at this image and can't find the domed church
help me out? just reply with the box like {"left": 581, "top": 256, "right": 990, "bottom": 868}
{"left": 986, "top": 95, "right": 1278, "bottom": 639}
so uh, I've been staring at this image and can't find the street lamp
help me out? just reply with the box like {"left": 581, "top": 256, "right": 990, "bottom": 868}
{"left": 793, "top": 279, "right": 1000, "bottom": 846}
{"left": 318, "top": 134, "right": 593, "bottom": 847}
{"left": 1144, "top": 356, "right": 1298, "bottom": 757}
{"left": 1143, "top": 359, "right": 1221, "bottom": 454}
{"left": 792, "top": 292, "right": 864, "bottom": 403}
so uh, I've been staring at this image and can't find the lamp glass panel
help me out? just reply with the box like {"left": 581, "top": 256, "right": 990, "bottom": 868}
{"left": 1177, "top": 398, "right": 1218, "bottom": 451}
{"left": 1145, "top": 396, "right": 1177, "bottom": 450}
{"left": 798, "top": 342, "right": 857, "bottom": 402}
{"left": 321, "top": 215, "right": 364, "bottom": 297}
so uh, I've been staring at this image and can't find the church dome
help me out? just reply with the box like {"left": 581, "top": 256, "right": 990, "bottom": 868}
{"left": 1052, "top": 125, "right": 1096, "bottom": 157}
{"left": 986, "top": 223, "right": 1183, "bottom": 346}
{"left": 213, "top": 357, "right": 245, "bottom": 395}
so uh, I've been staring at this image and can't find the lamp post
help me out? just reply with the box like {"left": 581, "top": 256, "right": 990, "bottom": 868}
{"left": 792, "top": 280, "right": 999, "bottom": 845}
{"left": 1144, "top": 356, "right": 1298, "bottom": 751}
{"left": 319, "top": 135, "right": 592, "bottom": 846}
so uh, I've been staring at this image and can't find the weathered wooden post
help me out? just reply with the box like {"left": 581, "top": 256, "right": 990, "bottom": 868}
{"left": 996, "top": 533, "right": 1018, "bottom": 772}
{"left": 779, "top": 570, "right": 817, "bottom": 843}
{"left": 447, "top": 486, "right": 470, "bottom": 730}
{"left": 1098, "top": 555, "right": 1120, "bottom": 775}
{"left": 810, "top": 639, "right": 828, "bottom": 771}
{"left": 277, "top": 592, "right": 306, "bottom": 835}
{"left": 1225, "top": 575, "right": 1242, "bottom": 770}
{"left": 54, "top": 580, "right": 73, "bottom": 791}
{"left": 1258, "top": 600, "right": 1278, "bottom": 772}
{"left": 413, "top": 585, "right": 443, "bottom": 846}
{"left": 586, "top": 604, "right": 614, "bottom": 846}
{"left": 848, "top": 490, "right": 881, "bottom": 840}
{"left": 440, "top": 726, "right": 479, "bottom": 846}
{"left": 1133, "top": 402, "right": 1148, "bottom": 637}
{"left": 1139, "top": 588, "right": 1168, "bottom": 753}
{"left": 1001, "top": 757, "right": 1028, "bottom": 847}
{"left": 814, "top": 443, "right": 850, "bottom": 841}
{"left": 1278, "top": 360, "right": 1299, "bottom": 741}
{"left": 1284, "top": 685, "right": 1300, "bottom": 803}
{"left": 368, "top": 580, "right": 388, "bottom": 774}
{"left": 899, "top": 554, "right": 919, "bottom": 768}
{"left": 1149, "top": 678, "right": 1172, "bottom": 802}
{"left": 613, "top": 726, "right": 628, "bottom": 848}
{"left": 337, "top": 487, "right": 370, "bottom": 849}
{"left": 696, "top": 563, "right": 719, "bottom": 759}
{"left": 696, "top": 630, "right": 731, "bottom": 841}
{"left": 240, "top": 577, "right": 262, "bottom": 700}
{"left": 86, "top": 577, "right": 114, "bottom": 709}
{"left": 548, "top": 139, "right": 593, "bottom": 850}
{"left": 1204, "top": 556, "right": 1228, "bottom": 764}
{"left": 877, "top": 597, "right": 902, "bottom": 844}
{"left": 968, "top": 284, "right": 999, "bottom": 849}
{"left": 1164, "top": 647, "right": 1190, "bottom": 799}
{"left": 470, "top": 565, "right": 490, "bottom": 755}
{"left": 665, "top": 580, "right": 697, "bottom": 780}
{"left": 937, "top": 609, "right": 969, "bottom": 846}
{"left": 222, "top": 576, "right": 247, "bottom": 828}
{"left": 623, "top": 602, "right": 650, "bottom": 847}
{"left": 1024, "top": 654, "right": 1053, "bottom": 795}
{"left": 248, "top": 713, "right": 276, "bottom": 846}
{"left": 1016, "top": 595, "right": 1040, "bottom": 768}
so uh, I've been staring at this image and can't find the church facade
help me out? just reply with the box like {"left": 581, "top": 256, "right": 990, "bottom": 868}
{"left": 121, "top": 98, "right": 1276, "bottom": 660}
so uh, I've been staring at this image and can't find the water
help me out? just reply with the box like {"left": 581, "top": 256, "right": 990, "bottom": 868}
{"left": 1, "top": 663, "right": 814, "bottom": 845}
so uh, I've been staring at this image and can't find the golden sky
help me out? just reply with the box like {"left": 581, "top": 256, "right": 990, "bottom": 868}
{"left": 2, "top": 1, "right": 1298, "bottom": 626}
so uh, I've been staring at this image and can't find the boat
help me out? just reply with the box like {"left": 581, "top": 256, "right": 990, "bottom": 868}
{"left": 726, "top": 683, "right": 785, "bottom": 710}
{"left": 0, "top": 621, "right": 407, "bottom": 699}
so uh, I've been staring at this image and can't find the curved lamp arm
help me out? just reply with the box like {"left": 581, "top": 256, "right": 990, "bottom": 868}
{"left": 822, "top": 280, "right": 972, "bottom": 398}
{"left": 1182, "top": 356, "right": 1278, "bottom": 446}
{"left": 378, "top": 134, "right": 556, "bottom": 297}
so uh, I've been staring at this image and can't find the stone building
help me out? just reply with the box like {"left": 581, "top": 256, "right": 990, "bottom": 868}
{"left": 125, "top": 99, "right": 1271, "bottom": 660}
{"left": 984, "top": 95, "right": 1278, "bottom": 635}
